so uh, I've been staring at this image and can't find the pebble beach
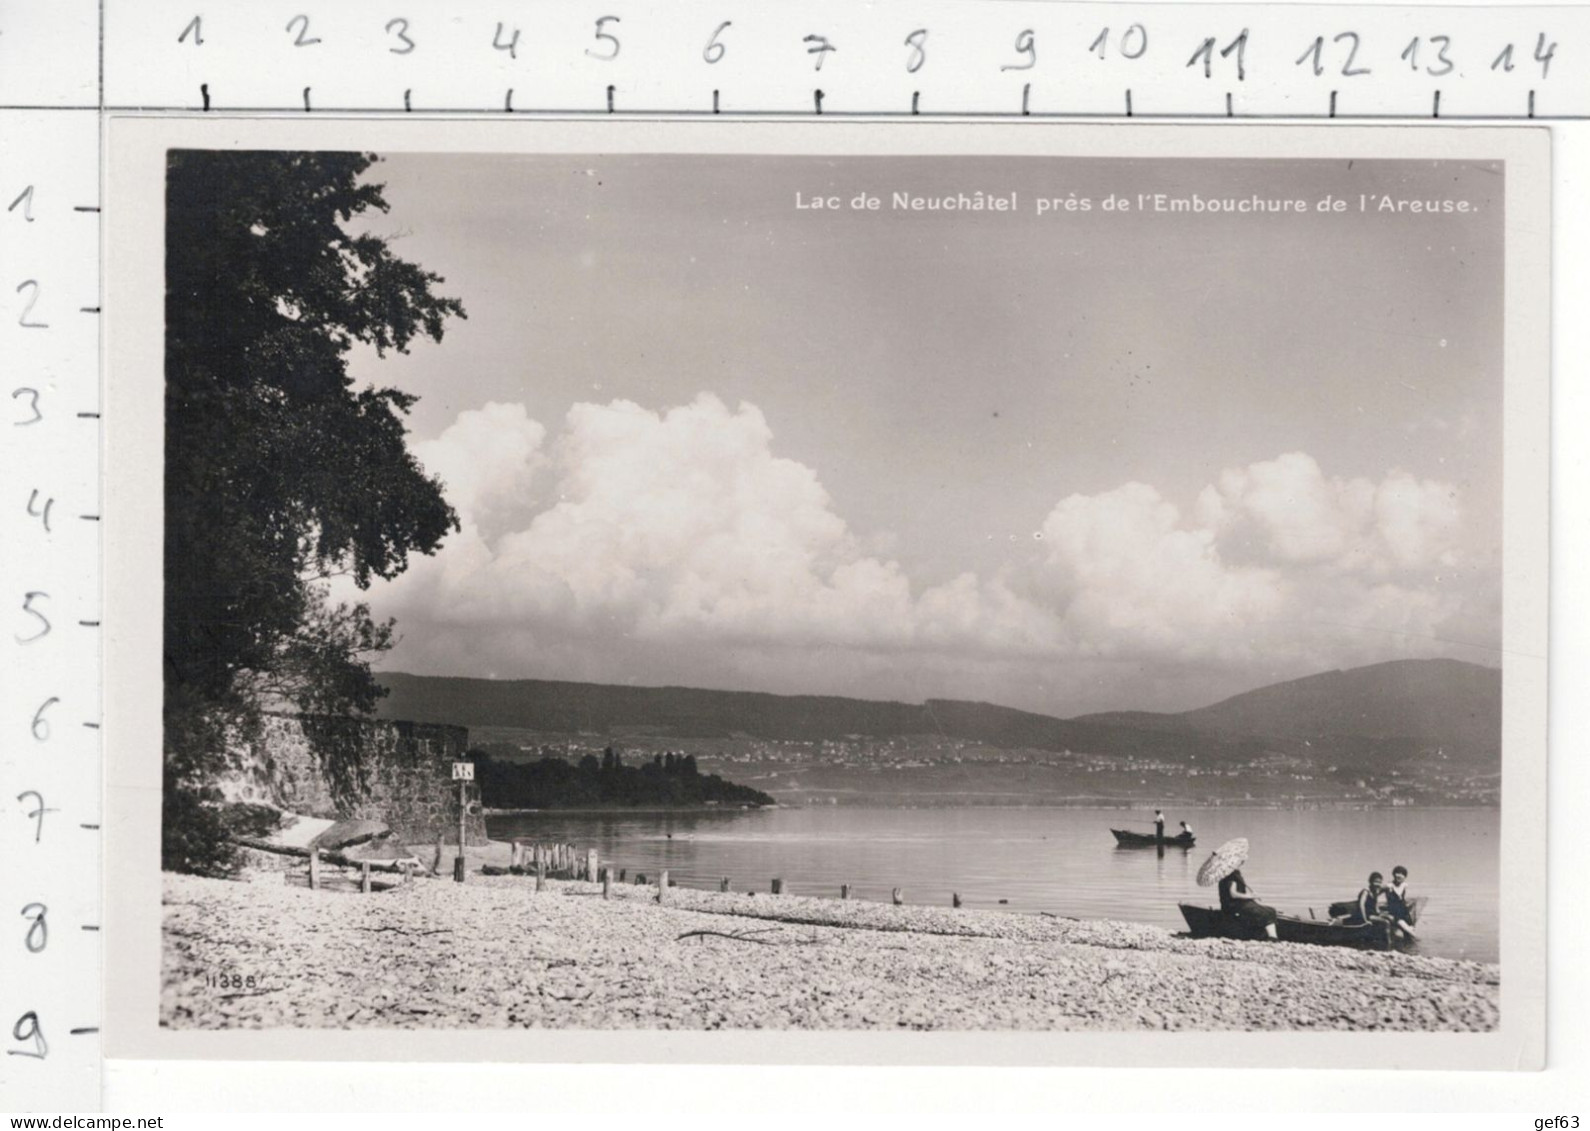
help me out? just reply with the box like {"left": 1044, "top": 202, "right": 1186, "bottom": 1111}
{"left": 161, "top": 860, "right": 1499, "bottom": 1032}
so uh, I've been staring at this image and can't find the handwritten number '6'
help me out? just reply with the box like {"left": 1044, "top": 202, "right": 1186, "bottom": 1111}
{"left": 21, "top": 905, "right": 46, "bottom": 953}
{"left": 8, "top": 1013, "right": 45, "bottom": 1059}
{"left": 31, "top": 697, "right": 58, "bottom": 741}
{"left": 703, "top": 21, "right": 731, "bottom": 64}
{"left": 587, "top": 17, "right": 621, "bottom": 61}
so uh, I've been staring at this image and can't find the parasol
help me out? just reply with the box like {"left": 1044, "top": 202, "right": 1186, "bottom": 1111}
{"left": 1196, "top": 837, "right": 1249, "bottom": 887}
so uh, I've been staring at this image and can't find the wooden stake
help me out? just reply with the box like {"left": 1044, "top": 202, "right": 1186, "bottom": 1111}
{"left": 433, "top": 835, "right": 444, "bottom": 876}
{"left": 952, "top": 892, "right": 962, "bottom": 908}
{"left": 657, "top": 870, "right": 668, "bottom": 903}
{"left": 771, "top": 877, "right": 783, "bottom": 895}
{"left": 719, "top": 877, "right": 730, "bottom": 892}
{"left": 892, "top": 887, "right": 903, "bottom": 905}
{"left": 602, "top": 868, "right": 612, "bottom": 899}
{"left": 361, "top": 861, "right": 372, "bottom": 894}
{"left": 535, "top": 857, "right": 545, "bottom": 892}
{"left": 587, "top": 849, "right": 599, "bottom": 882}
{"left": 308, "top": 848, "right": 320, "bottom": 890}
{"left": 619, "top": 868, "right": 627, "bottom": 882}
{"left": 841, "top": 884, "right": 850, "bottom": 900}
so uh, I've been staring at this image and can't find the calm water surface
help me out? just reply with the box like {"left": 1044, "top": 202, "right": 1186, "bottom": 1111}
{"left": 486, "top": 807, "right": 1499, "bottom": 963}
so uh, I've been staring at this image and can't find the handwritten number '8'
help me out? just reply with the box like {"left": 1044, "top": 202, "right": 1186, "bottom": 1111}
{"left": 8, "top": 1013, "right": 45, "bottom": 1059}
{"left": 21, "top": 904, "right": 46, "bottom": 953}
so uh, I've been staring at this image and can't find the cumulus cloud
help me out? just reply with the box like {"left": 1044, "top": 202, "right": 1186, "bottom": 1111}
{"left": 361, "top": 396, "right": 1487, "bottom": 707}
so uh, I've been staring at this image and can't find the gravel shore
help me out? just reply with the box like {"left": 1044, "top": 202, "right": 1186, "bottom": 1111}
{"left": 162, "top": 869, "right": 1499, "bottom": 1031}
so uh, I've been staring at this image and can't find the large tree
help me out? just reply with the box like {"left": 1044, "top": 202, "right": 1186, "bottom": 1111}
{"left": 164, "top": 151, "right": 465, "bottom": 873}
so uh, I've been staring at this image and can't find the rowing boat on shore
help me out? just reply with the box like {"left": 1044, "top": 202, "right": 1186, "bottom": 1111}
{"left": 1111, "top": 829, "right": 1196, "bottom": 848}
{"left": 1178, "top": 903, "right": 1412, "bottom": 950}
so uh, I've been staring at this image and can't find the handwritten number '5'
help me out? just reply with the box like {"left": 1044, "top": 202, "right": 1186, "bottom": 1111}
{"left": 9, "top": 1013, "right": 46, "bottom": 1058}
{"left": 17, "top": 592, "right": 49, "bottom": 644}
{"left": 587, "top": 17, "right": 621, "bottom": 60}
{"left": 21, "top": 905, "right": 46, "bottom": 953}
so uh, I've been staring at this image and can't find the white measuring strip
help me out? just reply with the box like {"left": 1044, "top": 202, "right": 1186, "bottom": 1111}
{"left": 2, "top": 0, "right": 1587, "bottom": 1114}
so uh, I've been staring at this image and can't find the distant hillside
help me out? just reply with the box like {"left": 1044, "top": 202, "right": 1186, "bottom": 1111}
{"left": 375, "top": 658, "right": 1500, "bottom": 769}
{"left": 1077, "top": 659, "right": 1500, "bottom": 765}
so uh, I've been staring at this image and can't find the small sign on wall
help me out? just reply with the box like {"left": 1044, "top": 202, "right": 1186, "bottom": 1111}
{"left": 452, "top": 762, "right": 475, "bottom": 781}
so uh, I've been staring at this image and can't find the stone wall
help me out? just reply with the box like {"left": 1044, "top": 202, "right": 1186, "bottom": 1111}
{"left": 226, "top": 713, "right": 487, "bottom": 846}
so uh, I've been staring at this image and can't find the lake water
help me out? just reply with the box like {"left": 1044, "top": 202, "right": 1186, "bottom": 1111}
{"left": 486, "top": 806, "right": 1499, "bottom": 963}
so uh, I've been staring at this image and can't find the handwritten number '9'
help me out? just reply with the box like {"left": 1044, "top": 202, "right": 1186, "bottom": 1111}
{"left": 1001, "top": 29, "right": 1037, "bottom": 71}
{"left": 8, "top": 1013, "right": 45, "bottom": 1059}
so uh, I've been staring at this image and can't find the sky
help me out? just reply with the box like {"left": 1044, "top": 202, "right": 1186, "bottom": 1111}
{"left": 337, "top": 152, "right": 1504, "bottom": 716}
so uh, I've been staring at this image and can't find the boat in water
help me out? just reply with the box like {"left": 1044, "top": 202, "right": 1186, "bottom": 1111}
{"left": 1112, "top": 828, "right": 1196, "bottom": 848}
{"left": 1178, "top": 903, "right": 1415, "bottom": 951}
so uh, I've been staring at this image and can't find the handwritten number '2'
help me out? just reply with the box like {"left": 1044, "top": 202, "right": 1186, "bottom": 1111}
{"left": 16, "top": 281, "right": 48, "bottom": 329}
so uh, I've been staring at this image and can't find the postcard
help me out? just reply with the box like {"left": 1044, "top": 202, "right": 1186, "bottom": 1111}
{"left": 101, "top": 118, "right": 1549, "bottom": 1069}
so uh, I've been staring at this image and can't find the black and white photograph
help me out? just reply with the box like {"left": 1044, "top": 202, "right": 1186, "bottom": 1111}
{"left": 101, "top": 121, "right": 1549, "bottom": 1066}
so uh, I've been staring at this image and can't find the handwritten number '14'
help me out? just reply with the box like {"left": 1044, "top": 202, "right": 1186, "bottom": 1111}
{"left": 1492, "top": 33, "right": 1557, "bottom": 78}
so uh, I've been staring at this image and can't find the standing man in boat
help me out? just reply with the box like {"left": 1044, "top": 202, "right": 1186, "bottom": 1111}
{"left": 1153, "top": 809, "right": 1166, "bottom": 844}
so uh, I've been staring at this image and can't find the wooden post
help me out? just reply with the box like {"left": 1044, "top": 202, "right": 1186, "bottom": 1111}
{"left": 841, "top": 884, "right": 850, "bottom": 900}
{"left": 892, "top": 887, "right": 903, "bottom": 905}
{"left": 587, "top": 849, "right": 599, "bottom": 883}
{"left": 636, "top": 872, "right": 646, "bottom": 886}
{"left": 719, "top": 877, "right": 730, "bottom": 893}
{"left": 400, "top": 861, "right": 411, "bottom": 886}
{"left": 952, "top": 892, "right": 962, "bottom": 909}
{"left": 602, "top": 868, "right": 612, "bottom": 900}
{"left": 771, "top": 877, "right": 783, "bottom": 895}
{"left": 455, "top": 779, "right": 467, "bottom": 884}
{"left": 308, "top": 848, "right": 321, "bottom": 890}
{"left": 619, "top": 867, "right": 627, "bottom": 882}
{"left": 361, "top": 861, "right": 372, "bottom": 894}
{"left": 433, "top": 835, "right": 444, "bottom": 876}
{"left": 657, "top": 870, "right": 668, "bottom": 903}
{"left": 535, "top": 857, "right": 545, "bottom": 892}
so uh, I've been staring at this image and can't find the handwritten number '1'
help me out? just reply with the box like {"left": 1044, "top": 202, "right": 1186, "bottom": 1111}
{"left": 8, "top": 1013, "right": 46, "bottom": 1059}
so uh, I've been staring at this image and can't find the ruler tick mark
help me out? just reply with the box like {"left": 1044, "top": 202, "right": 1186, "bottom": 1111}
{"left": 70, "top": 1028, "right": 99, "bottom": 1036}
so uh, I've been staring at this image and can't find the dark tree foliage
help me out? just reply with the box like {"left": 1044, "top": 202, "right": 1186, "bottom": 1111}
{"left": 163, "top": 151, "right": 465, "bottom": 873}
{"left": 469, "top": 749, "right": 775, "bottom": 810}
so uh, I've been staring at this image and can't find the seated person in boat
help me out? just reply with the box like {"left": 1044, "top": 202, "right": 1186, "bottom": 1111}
{"left": 1218, "top": 868, "right": 1278, "bottom": 939}
{"left": 1178, "top": 820, "right": 1193, "bottom": 840}
{"left": 1383, "top": 865, "right": 1418, "bottom": 938}
{"left": 1340, "top": 871, "right": 1390, "bottom": 926}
